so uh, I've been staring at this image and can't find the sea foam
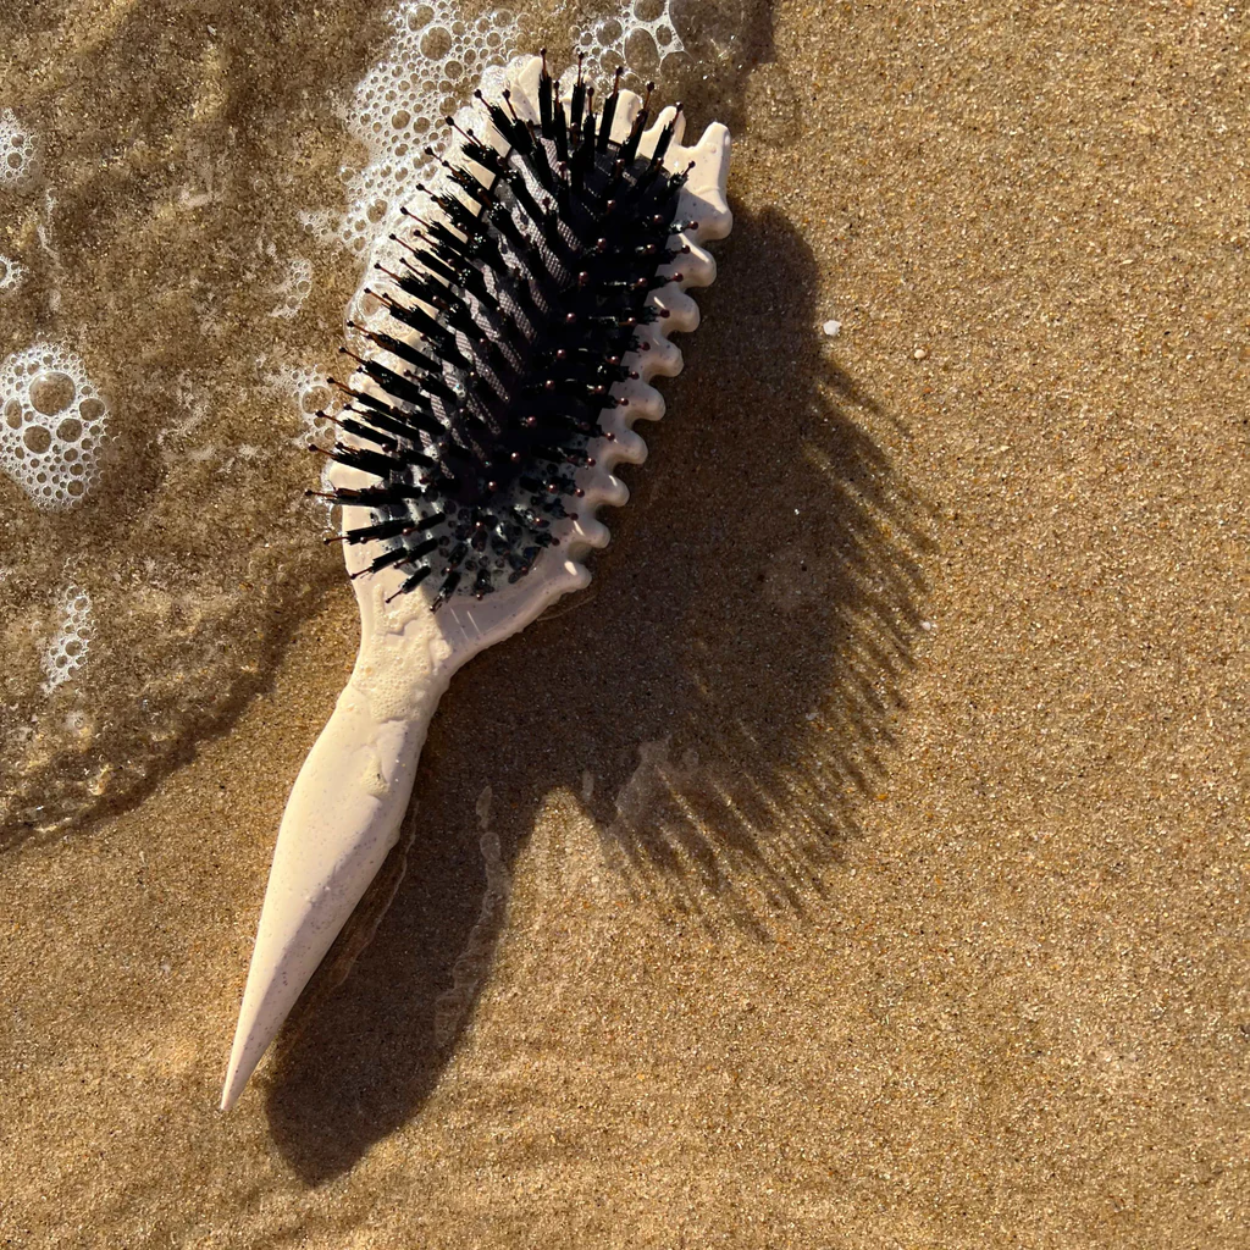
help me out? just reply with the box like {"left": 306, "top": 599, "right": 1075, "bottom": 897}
{"left": 0, "top": 108, "right": 38, "bottom": 189}
{"left": 0, "top": 343, "right": 108, "bottom": 511}
{"left": 40, "top": 584, "right": 93, "bottom": 695}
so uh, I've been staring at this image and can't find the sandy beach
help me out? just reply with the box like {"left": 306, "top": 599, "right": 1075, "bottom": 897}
{"left": 1, "top": 0, "right": 1247, "bottom": 1245}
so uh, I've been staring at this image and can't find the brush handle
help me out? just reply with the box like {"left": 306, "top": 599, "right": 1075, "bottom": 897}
{"left": 220, "top": 655, "right": 451, "bottom": 1110}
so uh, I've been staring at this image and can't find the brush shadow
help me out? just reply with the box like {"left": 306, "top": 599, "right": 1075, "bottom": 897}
{"left": 262, "top": 197, "right": 934, "bottom": 1182}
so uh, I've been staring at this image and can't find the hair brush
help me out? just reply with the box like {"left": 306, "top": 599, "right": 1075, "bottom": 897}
{"left": 221, "top": 53, "right": 731, "bottom": 1111}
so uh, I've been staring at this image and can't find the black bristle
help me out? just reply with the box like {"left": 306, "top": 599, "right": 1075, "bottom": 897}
{"left": 597, "top": 68, "right": 623, "bottom": 153}
{"left": 581, "top": 91, "right": 596, "bottom": 153}
{"left": 651, "top": 105, "right": 680, "bottom": 167}
{"left": 619, "top": 83, "right": 653, "bottom": 166}
{"left": 570, "top": 54, "right": 586, "bottom": 130}
{"left": 553, "top": 89, "right": 570, "bottom": 164}
{"left": 322, "top": 59, "right": 697, "bottom": 610}
{"left": 538, "top": 49, "right": 553, "bottom": 132}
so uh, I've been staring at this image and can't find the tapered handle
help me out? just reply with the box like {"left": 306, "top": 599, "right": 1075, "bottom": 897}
{"left": 220, "top": 669, "right": 447, "bottom": 1111}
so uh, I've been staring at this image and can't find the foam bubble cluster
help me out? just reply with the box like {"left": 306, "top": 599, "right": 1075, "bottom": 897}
{"left": 41, "top": 584, "right": 93, "bottom": 694}
{"left": 338, "top": 0, "right": 518, "bottom": 257}
{"left": 0, "top": 343, "right": 108, "bottom": 510}
{"left": 261, "top": 361, "right": 332, "bottom": 440}
{"left": 0, "top": 109, "right": 38, "bottom": 189}
{"left": 260, "top": 361, "right": 335, "bottom": 514}
{"left": 0, "top": 253, "right": 22, "bottom": 295}
{"left": 269, "top": 256, "right": 313, "bottom": 319}
{"left": 575, "top": 0, "right": 686, "bottom": 83}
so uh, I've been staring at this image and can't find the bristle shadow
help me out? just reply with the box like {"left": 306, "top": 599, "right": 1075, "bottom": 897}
{"left": 263, "top": 202, "right": 935, "bottom": 1184}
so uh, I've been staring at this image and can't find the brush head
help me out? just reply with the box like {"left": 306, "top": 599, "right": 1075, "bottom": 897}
{"left": 317, "top": 55, "right": 730, "bottom": 644}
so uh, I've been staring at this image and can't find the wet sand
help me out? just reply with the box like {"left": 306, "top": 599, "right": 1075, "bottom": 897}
{"left": 2, "top": 1, "right": 1247, "bottom": 1245}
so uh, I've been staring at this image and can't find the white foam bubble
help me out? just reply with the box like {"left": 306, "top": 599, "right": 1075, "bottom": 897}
{"left": 0, "top": 109, "right": 38, "bottom": 189}
{"left": 575, "top": 0, "right": 686, "bottom": 83}
{"left": 41, "top": 584, "right": 93, "bottom": 694}
{"left": 297, "top": 207, "right": 338, "bottom": 243}
{"left": 260, "top": 361, "right": 333, "bottom": 439}
{"left": 0, "top": 253, "right": 22, "bottom": 295}
{"left": 0, "top": 343, "right": 109, "bottom": 510}
{"left": 337, "top": 0, "right": 519, "bottom": 259}
{"left": 269, "top": 256, "right": 313, "bottom": 319}
{"left": 259, "top": 361, "right": 336, "bottom": 514}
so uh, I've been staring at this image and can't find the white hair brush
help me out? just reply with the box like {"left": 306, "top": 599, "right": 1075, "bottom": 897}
{"left": 221, "top": 52, "right": 731, "bottom": 1111}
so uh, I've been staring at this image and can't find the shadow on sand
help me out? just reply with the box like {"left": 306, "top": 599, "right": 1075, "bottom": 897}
{"left": 263, "top": 190, "right": 935, "bottom": 1181}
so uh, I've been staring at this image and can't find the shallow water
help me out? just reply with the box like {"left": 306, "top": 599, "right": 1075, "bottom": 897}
{"left": 2, "top": 1, "right": 1247, "bottom": 1245}
{"left": 0, "top": 0, "right": 765, "bottom": 840}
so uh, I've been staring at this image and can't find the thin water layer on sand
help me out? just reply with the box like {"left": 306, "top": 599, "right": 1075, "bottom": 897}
{"left": 2, "top": 0, "right": 1248, "bottom": 1246}
{"left": 0, "top": 0, "right": 712, "bottom": 841}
